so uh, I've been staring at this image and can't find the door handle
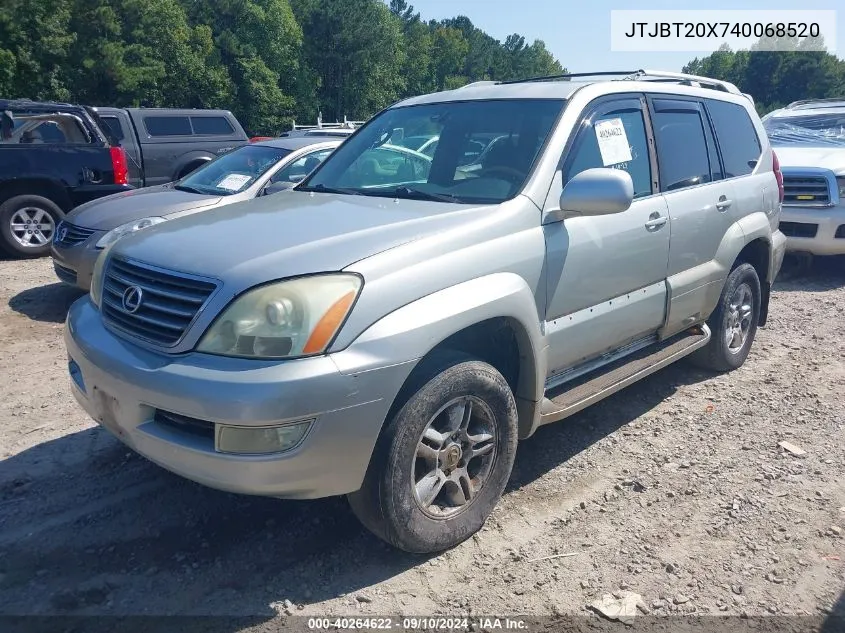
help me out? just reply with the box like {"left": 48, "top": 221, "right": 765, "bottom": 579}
{"left": 644, "top": 214, "right": 667, "bottom": 230}
{"left": 716, "top": 195, "right": 732, "bottom": 211}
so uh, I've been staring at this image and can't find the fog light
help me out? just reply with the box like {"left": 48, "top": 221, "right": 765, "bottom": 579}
{"left": 215, "top": 420, "right": 313, "bottom": 455}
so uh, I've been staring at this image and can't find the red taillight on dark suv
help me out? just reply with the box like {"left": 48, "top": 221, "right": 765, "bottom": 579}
{"left": 772, "top": 151, "right": 784, "bottom": 203}
{"left": 110, "top": 146, "right": 129, "bottom": 185}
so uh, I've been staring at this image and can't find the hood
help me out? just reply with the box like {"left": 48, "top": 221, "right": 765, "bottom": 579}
{"left": 773, "top": 147, "right": 845, "bottom": 175}
{"left": 66, "top": 184, "right": 222, "bottom": 231}
{"left": 112, "top": 190, "right": 493, "bottom": 290}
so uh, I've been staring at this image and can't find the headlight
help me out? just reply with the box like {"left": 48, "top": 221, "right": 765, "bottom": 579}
{"left": 837, "top": 177, "right": 845, "bottom": 200}
{"left": 95, "top": 217, "right": 166, "bottom": 249}
{"left": 89, "top": 241, "right": 116, "bottom": 307}
{"left": 197, "top": 274, "right": 362, "bottom": 359}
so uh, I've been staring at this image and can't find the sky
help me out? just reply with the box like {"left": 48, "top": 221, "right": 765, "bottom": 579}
{"left": 406, "top": 0, "right": 845, "bottom": 73}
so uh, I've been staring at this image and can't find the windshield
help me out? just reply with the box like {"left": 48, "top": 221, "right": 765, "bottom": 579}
{"left": 177, "top": 145, "right": 292, "bottom": 195}
{"left": 299, "top": 99, "right": 565, "bottom": 204}
{"left": 763, "top": 112, "right": 845, "bottom": 147}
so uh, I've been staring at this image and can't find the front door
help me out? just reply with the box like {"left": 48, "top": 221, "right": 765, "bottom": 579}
{"left": 543, "top": 95, "right": 670, "bottom": 379}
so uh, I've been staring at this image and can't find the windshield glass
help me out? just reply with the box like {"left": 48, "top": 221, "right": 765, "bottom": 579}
{"left": 177, "top": 145, "right": 292, "bottom": 195}
{"left": 299, "top": 99, "right": 565, "bottom": 204}
{"left": 763, "top": 112, "right": 845, "bottom": 147}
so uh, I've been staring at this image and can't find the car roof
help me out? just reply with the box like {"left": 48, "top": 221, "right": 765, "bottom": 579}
{"left": 251, "top": 137, "right": 343, "bottom": 150}
{"left": 767, "top": 103, "right": 845, "bottom": 118}
{"left": 392, "top": 70, "right": 751, "bottom": 108}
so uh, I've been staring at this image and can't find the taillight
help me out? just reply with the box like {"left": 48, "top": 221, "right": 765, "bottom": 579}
{"left": 110, "top": 146, "right": 129, "bottom": 185}
{"left": 772, "top": 151, "right": 784, "bottom": 203}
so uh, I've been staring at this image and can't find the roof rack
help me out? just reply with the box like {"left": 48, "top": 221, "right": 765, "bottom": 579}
{"left": 290, "top": 113, "right": 364, "bottom": 132}
{"left": 498, "top": 69, "right": 746, "bottom": 97}
{"left": 785, "top": 97, "right": 845, "bottom": 109}
{"left": 499, "top": 70, "right": 644, "bottom": 85}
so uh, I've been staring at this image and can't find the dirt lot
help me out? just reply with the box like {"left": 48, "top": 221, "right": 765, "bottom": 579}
{"left": 0, "top": 255, "right": 843, "bottom": 627}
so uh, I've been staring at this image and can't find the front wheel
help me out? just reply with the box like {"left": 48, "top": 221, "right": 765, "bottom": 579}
{"left": 347, "top": 352, "right": 518, "bottom": 553}
{"left": 690, "top": 262, "right": 761, "bottom": 372}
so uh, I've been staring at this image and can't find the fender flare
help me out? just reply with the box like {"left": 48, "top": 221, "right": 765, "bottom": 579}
{"left": 330, "top": 272, "right": 549, "bottom": 437}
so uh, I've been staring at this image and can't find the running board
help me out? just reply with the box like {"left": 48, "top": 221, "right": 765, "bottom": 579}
{"left": 539, "top": 324, "right": 710, "bottom": 426}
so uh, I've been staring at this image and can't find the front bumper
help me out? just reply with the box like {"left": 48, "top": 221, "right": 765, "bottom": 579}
{"left": 64, "top": 298, "right": 415, "bottom": 499}
{"left": 50, "top": 233, "right": 105, "bottom": 291}
{"left": 779, "top": 204, "right": 845, "bottom": 256}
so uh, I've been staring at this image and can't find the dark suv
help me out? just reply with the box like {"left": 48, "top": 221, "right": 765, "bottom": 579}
{"left": 0, "top": 99, "right": 131, "bottom": 257}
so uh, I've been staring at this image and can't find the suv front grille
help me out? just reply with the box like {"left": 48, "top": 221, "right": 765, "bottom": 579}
{"left": 782, "top": 175, "right": 831, "bottom": 206}
{"left": 101, "top": 257, "right": 218, "bottom": 346}
{"left": 779, "top": 221, "right": 819, "bottom": 238}
{"left": 54, "top": 221, "right": 96, "bottom": 247}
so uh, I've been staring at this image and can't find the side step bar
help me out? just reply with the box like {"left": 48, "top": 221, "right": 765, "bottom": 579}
{"left": 539, "top": 324, "right": 711, "bottom": 426}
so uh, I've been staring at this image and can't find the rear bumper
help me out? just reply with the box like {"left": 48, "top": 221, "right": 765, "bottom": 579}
{"left": 64, "top": 298, "right": 415, "bottom": 499}
{"left": 779, "top": 204, "right": 845, "bottom": 256}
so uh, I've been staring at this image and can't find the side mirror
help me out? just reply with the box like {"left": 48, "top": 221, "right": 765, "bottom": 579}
{"left": 262, "top": 181, "right": 294, "bottom": 196}
{"left": 545, "top": 168, "right": 634, "bottom": 224}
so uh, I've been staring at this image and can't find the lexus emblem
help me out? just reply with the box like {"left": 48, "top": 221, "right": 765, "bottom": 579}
{"left": 121, "top": 286, "right": 144, "bottom": 313}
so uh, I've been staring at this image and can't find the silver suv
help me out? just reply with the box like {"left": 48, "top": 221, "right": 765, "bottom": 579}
{"left": 63, "top": 70, "right": 786, "bottom": 553}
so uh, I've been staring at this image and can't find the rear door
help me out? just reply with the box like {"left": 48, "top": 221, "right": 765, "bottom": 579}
{"left": 647, "top": 96, "right": 734, "bottom": 336}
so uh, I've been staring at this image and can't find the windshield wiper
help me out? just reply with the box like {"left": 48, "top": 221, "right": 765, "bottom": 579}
{"left": 173, "top": 184, "right": 205, "bottom": 194}
{"left": 391, "top": 186, "right": 463, "bottom": 203}
{"left": 298, "top": 183, "right": 363, "bottom": 196}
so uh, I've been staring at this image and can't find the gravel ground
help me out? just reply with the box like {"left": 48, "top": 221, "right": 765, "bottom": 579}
{"left": 0, "top": 255, "right": 843, "bottom": 629}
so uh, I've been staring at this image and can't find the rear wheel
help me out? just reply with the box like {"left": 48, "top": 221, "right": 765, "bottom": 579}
{"left": 0, "top": 194, "right": 64, "bottom": 258}
{"left": 690, "top": 262, "right": 761, "bottom": 372}
{"left": 347, "top": 351, "right": 518, "bottom": 553}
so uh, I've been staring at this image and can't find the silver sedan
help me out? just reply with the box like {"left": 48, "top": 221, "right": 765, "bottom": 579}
{"left": 50, "top": 136, "right": 341, "bottom": 291}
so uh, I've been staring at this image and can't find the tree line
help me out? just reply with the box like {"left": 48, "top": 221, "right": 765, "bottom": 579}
{"left": 2, "top": 2, "right": 843, "bottom": 135}
{"left": 683, "top": 36, "right": 845, "bottom": 114}
{"left": 0, "top": 0, "right": 563, "bottom": 135}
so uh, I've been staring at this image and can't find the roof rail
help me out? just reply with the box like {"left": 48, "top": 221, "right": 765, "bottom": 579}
{"left": 785, "top": 97, "right": 845, "bottom": 109}
{"left": 626, "top": 69, "right": 743, "bottom": 95}
{"left": 499, "top": 70, "right": 644, "bottom": 85}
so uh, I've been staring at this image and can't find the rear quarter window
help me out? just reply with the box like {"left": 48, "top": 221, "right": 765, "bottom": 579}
{"left": 190, "top": 116, "right": 235, "bottom": 135}
{"left": 144, "top": 116, "right": 192, "bottom": 137}
{"left": 100, "top": 116, "right": 125, "bottom": 141}
{"left": 706, "top": 99, "right": 762, "bottom": 178}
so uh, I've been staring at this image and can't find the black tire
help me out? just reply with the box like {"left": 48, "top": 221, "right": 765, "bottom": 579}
{"left": 690, "top": 262, "right": 761, "bottom": 372}
{"left": 347, "top": 351, "right": 518, "bottom": 553}
{"left": 0, "top": 194, "right": 64, "bottom": 258}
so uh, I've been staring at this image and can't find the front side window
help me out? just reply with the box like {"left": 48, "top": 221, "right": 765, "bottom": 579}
{"left": 176, "top": 145, "right": 292, "bottom": 195}
{"left": 300, "top": 99, "right": 565, "bottom": 204}
{"left": 563, "top": 106, "right": 652, "bottom": 199}
{"left": 652, "top": 105, "right": 712, "bottom": 191}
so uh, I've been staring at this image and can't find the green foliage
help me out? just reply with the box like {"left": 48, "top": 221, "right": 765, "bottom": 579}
{"left": 683, "top": 37, "right": 845, "bottom": 114}
{"left": 0, "top": 0, "right": 567, "bottom": 134}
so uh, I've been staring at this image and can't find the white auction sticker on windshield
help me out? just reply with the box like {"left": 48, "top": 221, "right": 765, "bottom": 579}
{"left": 216, "top": 173, "right": 252, "bottom": 191}
{"left": 594, "top": 118, "right": 632, "bottom": 166}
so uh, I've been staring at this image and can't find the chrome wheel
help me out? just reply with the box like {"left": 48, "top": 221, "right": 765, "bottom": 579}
{"left": 725, "top": 282, "right": 753, "bottom": 354}
{"left": 10, "top": 206, "right": 55, "bottom": 248}
{"left": 412, "top": 396, "right": 496, "bottom": 518}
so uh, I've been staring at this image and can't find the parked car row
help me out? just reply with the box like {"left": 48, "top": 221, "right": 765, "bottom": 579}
{"left": 60, "top": 69, "right": 792, "bottom": 554}
{"left": 0, "top": 99, "right": 250, "bottom": 258}
{"left": 51, "top": 136, "right": 341, "bottom": 290}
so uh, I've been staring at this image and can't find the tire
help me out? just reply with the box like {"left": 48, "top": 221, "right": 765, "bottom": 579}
{"left": 0, "top": 194, "right": 64, "bottom": 258}
{"left": 347, "top": 351, "right": 518, "bottom": 553}
{"left": 690, "top": 262, "right": 761, "bottom": 372}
